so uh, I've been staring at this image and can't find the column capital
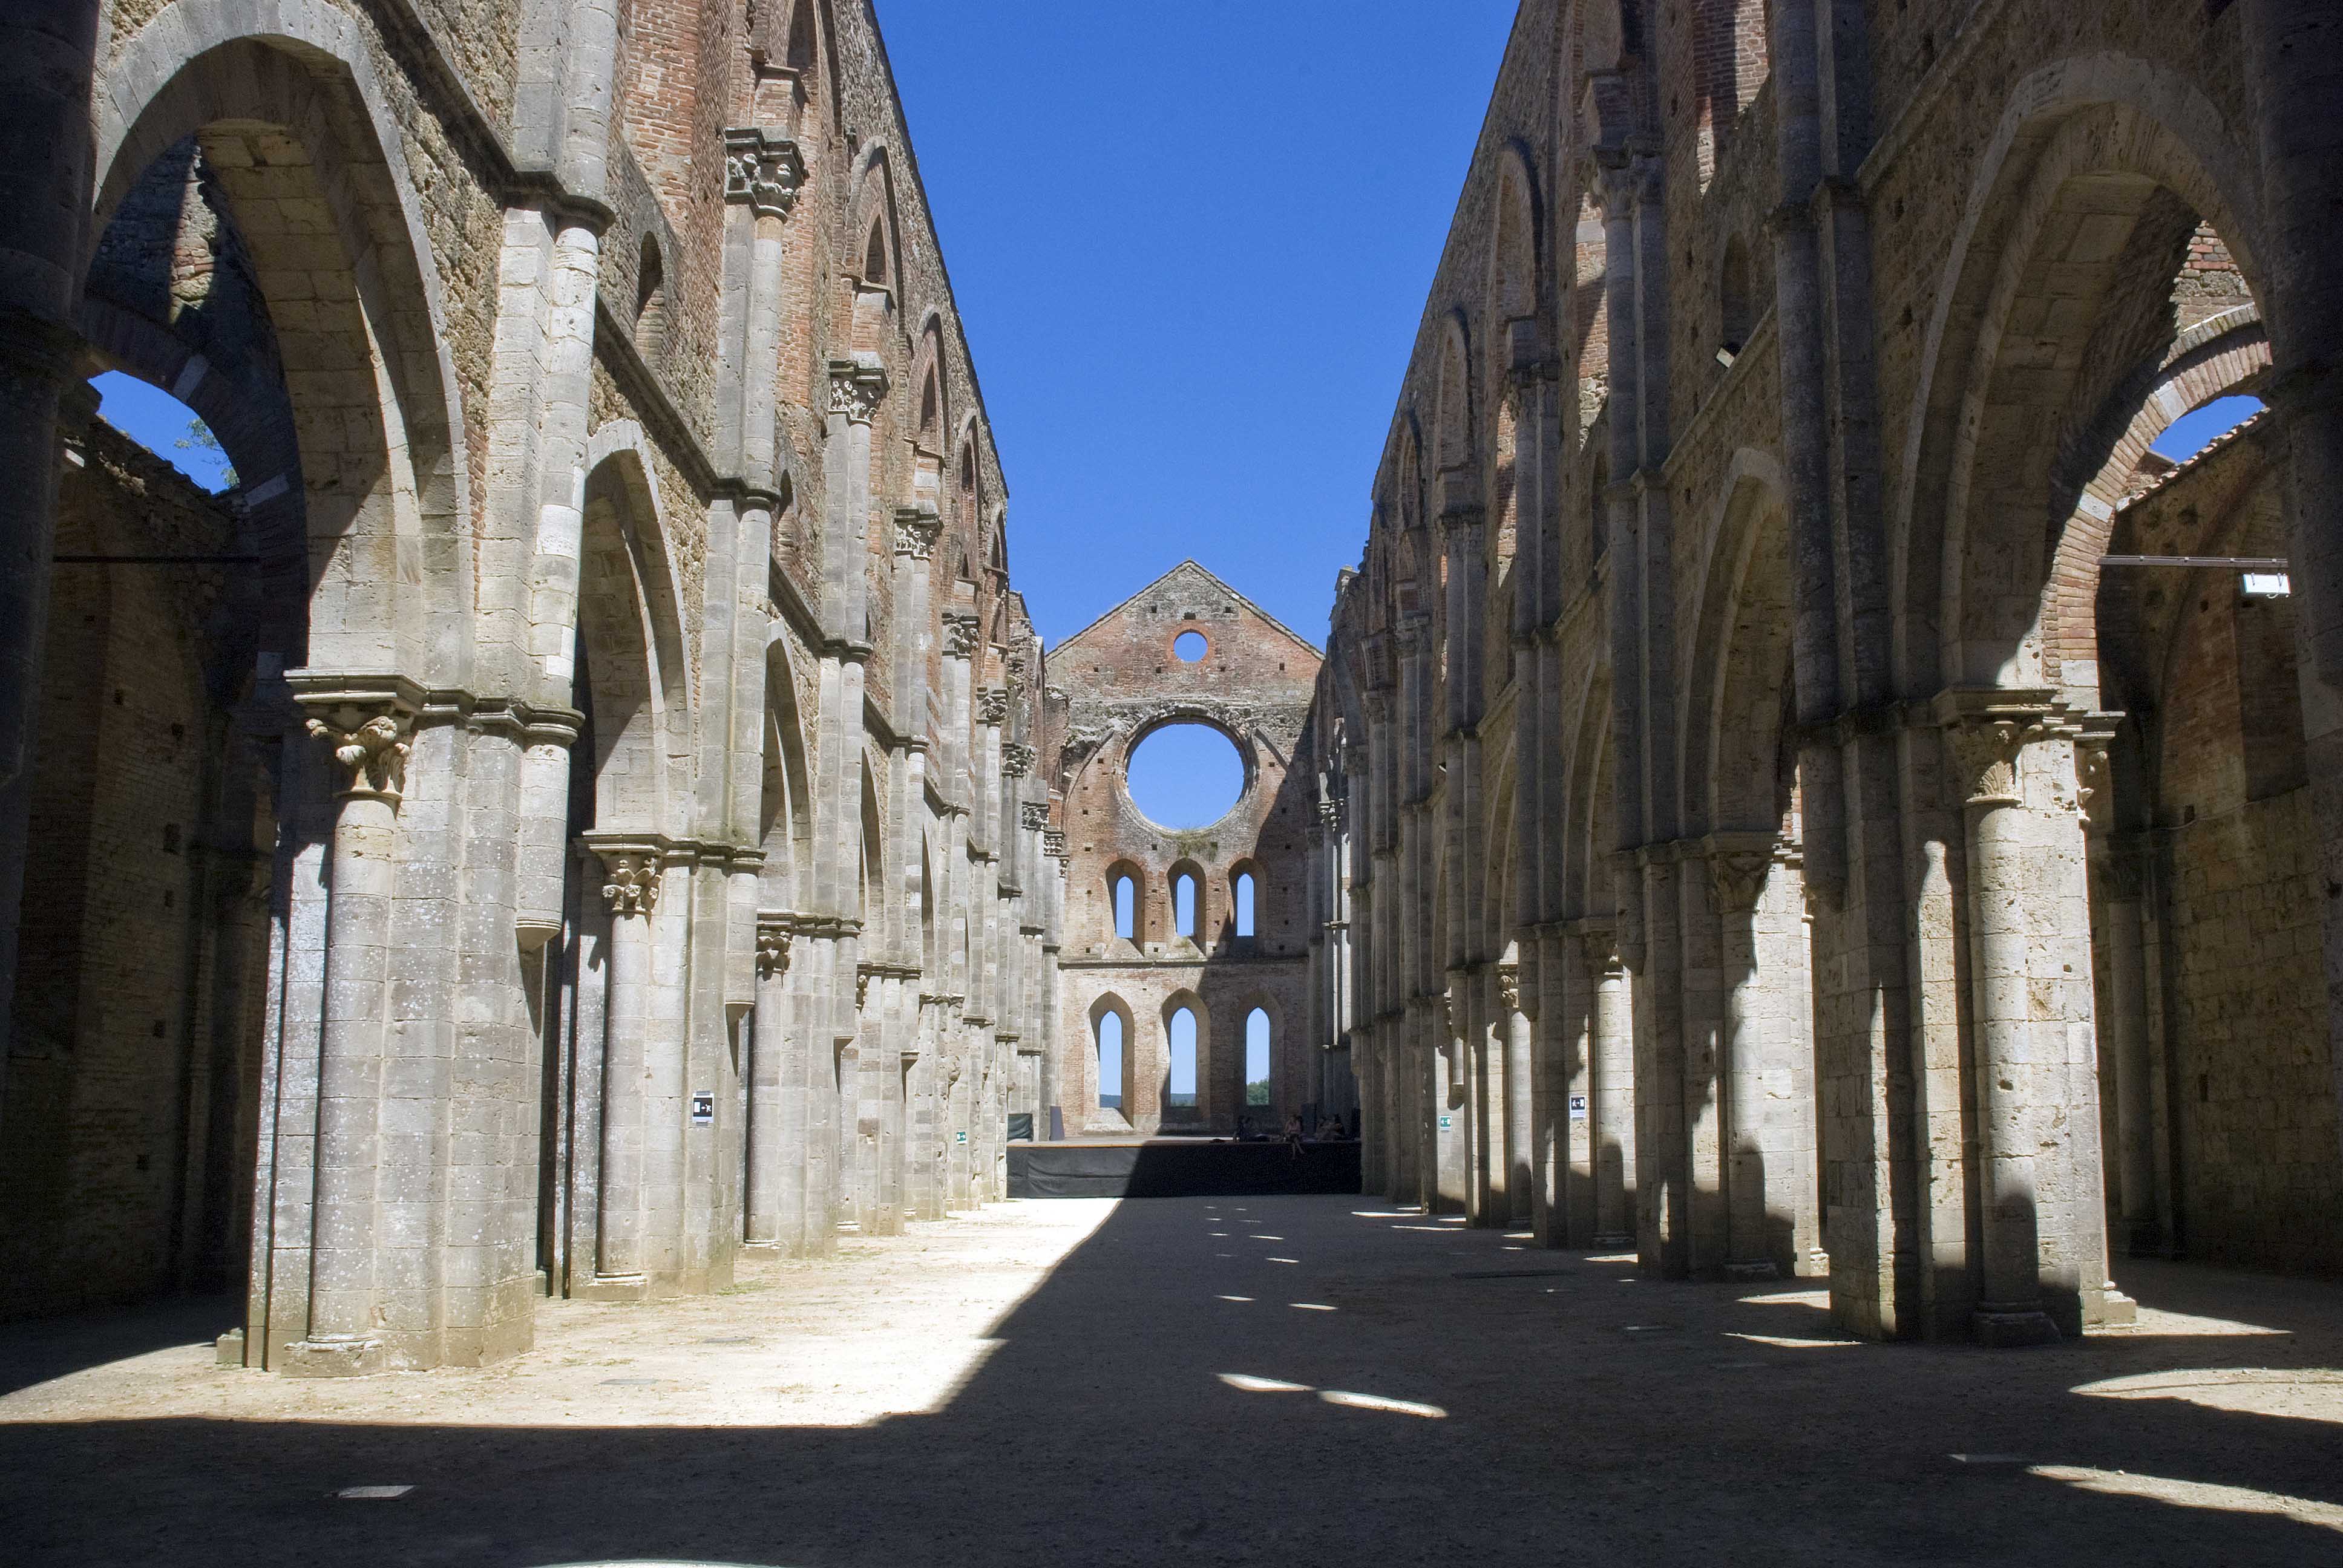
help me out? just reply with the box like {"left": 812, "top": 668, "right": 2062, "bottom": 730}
{"left": 1042, "top": 829, "right": 1067, "bottom": 860}
{"left": 755, "top": 912, "right": 794, "bottom": 978}
{"left": 2072, "top": 720, "right": 2127, "bottom": 833}
{"left": 827, "top": 356, "right": 889, "bottom": 425}
{"left": 582, "top": 834, "right": 670, "bottom": 918}
{"left": 1495, "top": 959, "right": 1535, "bottom": 1021}
{"left": 893, "top": 505, "right": 943, "bottom": 559}
{"left": 1934, "top": 689, "right": 2057, "bottom": 808}
{"left": 975, "top": 686, "right": 1011, "bottom": 727}
{"left": 723, "top": 127, "right": 807, "bottom": 218}
{"left": 291, "top": 674, "right": 424, "bottom": 803}
{"left": 1702, "top": 832, "right": 1777, "bottom": 915}
{"left": 1001, "top": 742, "right": 1036, "bottom": 777}
{"left": 1020, "top": 800, "right": 1050, "bottom": 831}
{"left": 942, "top": 610, "right": 981, "bottom": 659}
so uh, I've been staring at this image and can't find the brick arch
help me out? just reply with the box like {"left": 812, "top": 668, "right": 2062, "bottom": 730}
{"left": 1892, "top": 53, "right": 2265, "bottom": 697}
{"left": 2040, "top": 307, "right": 2269, "bottom": 698}
{"left": 1563, "top": 663, "right": 1615, "bottom": 918}
{"left": 1487, "top": 141, "right": 1544, "bottom": 334}
{"left": 1679, "top": 449, "right": 1792, "bottom": 837}
{"left": 577, "top": 445, "right": 693, "bottom": 836}
{"left": 757, "top": 635, "right": 813, "bottom": 910}
{"left": 1434, "top": 312, "right": 1476, "bottom": 482}
{"left": 96, "top": 11, "right": 477, "bottom": 684}
{"left": 1482, "top": 745, "right": 1521, "bottom": 948}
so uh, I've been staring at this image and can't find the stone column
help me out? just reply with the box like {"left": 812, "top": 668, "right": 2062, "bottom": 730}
{"left": 1529, "top": 926, "right": 1573, "bottom": 1247}
{"left": 745, "top": 916, "right": 798, "bottom": 1251}
{"left": 1945, "top": 707, "right": 2060, "bottom": 1345}
{"left": 1677, "top": 844, "right": 1728, "bottom": 1272}
{"left": 1586, "top": 921, "right": 1634, "bottom": 1248}
{"left": 1635, "top": 846, "right": 1689, "bottom": 1276}
{"left": 1499, "top": 955, "right": 1535, "bottom": 1227}
{"left": 578, "top": 837, "right": 663, "bottom": 1299}
{"left": 1710, "top": 838, "right": 1778, "bottom": 1279}
{"left": 282, "top": 696, "right": 415, "bottom": 1375}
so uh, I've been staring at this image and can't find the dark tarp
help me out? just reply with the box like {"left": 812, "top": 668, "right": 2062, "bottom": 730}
{"left": 1007, "top": 1140, "right": 1361, "bottom": 1199}
{"left": 1006, "top": 1112, "right": 1035, "bottom": 1143}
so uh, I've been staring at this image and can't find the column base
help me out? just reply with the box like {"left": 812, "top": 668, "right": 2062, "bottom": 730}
{"left": 1725, "top": 1260, "right": 1780, "bottom": 1282}
{"left": 1971, "top": 1306, "right": 2063, "bottom": 1347}
{"left": 2092, "top": 1283, "right": 2140, "bottom": 1328}
{"left": 277, "top": 1334, "right": 386, "bottom": 1377}
{"left": 574, "top": 1272, "right": 649, "bottom": 1304}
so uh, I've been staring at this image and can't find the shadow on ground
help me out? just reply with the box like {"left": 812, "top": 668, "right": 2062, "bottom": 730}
{"left": 3, "top": 1197, "right": 2340, "bottom": 1566}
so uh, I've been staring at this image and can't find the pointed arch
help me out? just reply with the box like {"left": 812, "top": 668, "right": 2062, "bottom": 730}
{"left": 1891, "top": 53, "right": 2267, "bottom": 696}
{"left": 95, "top": 15, "right": 477, "bottom": 681}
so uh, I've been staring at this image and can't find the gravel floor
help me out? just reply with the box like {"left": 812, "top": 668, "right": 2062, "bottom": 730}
{"left": 3, "top": 1195, "right": 2339, "bottom": 1566}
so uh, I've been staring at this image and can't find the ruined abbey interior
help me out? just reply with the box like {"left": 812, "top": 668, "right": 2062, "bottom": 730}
{"left": 2, "top": 1, "right": 2341, "bottom": 1563}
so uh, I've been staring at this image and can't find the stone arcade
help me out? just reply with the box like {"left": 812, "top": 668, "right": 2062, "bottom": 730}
{"left": 0, "top": 0, "right": 1063, "bottom": 1371}
{"left": 0, "top": 0, "right": 2338, "bottom": 1387}
{"left": 1300, "top": 0, "right": 2343, "bottom": 1343}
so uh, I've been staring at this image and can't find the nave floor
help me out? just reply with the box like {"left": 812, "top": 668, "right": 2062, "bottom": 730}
{"left": 4, "top": 1195, "right": 2339, "bottom": 1566}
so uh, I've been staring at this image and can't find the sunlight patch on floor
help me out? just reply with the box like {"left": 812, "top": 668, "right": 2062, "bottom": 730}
{"left": 1723, "top": 1331, "right": 1860, "bottom": 1349}
{"left": 2030, "top": 1465, "right": 2343, "bottom": 1534}
{"left": 2073, "top": 1368, "right": 2343, "bottom": 1425}
{"left": 1320, "top": 1389, "right": 1446, "bottom": 1418}
{"left": 1218, "top": 1373, "right": 1310, "bottom": 1393}
{"left": 1738, "top": 1289, "right": 1830, "bottom": 1307}
{"left": 2121, "top": 1307, "right": 2290, "bottom": 1338}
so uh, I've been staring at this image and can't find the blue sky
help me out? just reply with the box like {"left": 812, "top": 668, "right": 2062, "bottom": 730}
{"left": 877, "top": 1, "right": 1522, "bottom": 652}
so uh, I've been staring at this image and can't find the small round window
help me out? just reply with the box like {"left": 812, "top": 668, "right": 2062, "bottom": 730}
{"left": 1173, "top": 630, "right": 1208, "bottom": 662}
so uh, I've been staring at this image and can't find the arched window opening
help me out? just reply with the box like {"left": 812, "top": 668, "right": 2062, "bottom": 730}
{"left": 785, "top": 0, "right": 816, "bottom": 71}
{"left": 88, "top": 371, "right": 235, "bottom": 494}
{"left": 1095, "top": 1011, "right": 1124, "bottom": 1111}
{"left": 863, "top": 220, "right": 888, "bottom": 288}
{"left": 918, "top": 368, "right": 939, "bottom": 437}
{"left": 1167, "top": 1008, "right": 1198, "bottom": 1111}
{"left": 1234, "top": 872, "right": 1257, "bottom": 938}
{"left": 1719, "top": 234, "right": 1752, "bottom": 361}
{"left": 1245, "top": 1010, "right": 1272, "bottom": 1108}
{"left": 2149, "top": 394, "right": 2263, "bottom": 465}
{"left": 1112, "top": 871, "right": 1136, "bottom": 941}
{"left": 634, "top": 234, "right": 670, "bottom": 361}
{"left": 1173, "top": 869, "right": 1199, "bottom": 938}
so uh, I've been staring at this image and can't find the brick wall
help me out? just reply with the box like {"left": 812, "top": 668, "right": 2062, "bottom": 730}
{"left": 1, "top": 426, "right": 265, "bottom": 1319}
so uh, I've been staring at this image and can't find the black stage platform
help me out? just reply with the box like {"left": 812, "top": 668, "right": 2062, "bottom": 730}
{"left": 1006, "top": 1138, "right": 1361, "bottom": 1199}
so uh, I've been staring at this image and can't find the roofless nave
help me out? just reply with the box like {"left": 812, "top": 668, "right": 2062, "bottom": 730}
{"left": 0, "top": 0, "right": 2337, "bottom": 1380}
